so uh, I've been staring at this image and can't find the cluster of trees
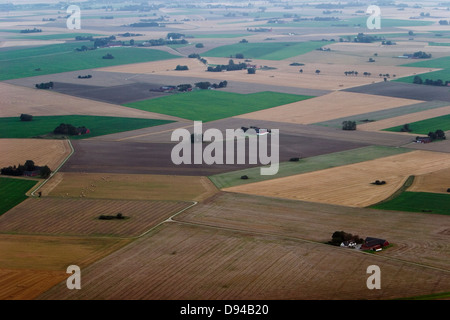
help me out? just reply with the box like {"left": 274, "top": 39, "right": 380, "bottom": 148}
{"left": 344, "top": 71, "right": 359, "bottom": 76}
{"left": 53, "top": 123, "right": 89, "bottom": 136}
{"left": 188, "top": 53, "right": 207, "bottom": 64}
{"left": 194, "top": 81, "right": 228, "bottom": 90}
{"left": 20, "top": 28, "right": 42, "bottom": 33}
{"left": 413, "top": 76, "right": 449, "bottom": 87}
{"left": 247, "top": 67, "right": 256, "bottom": 74}
{"left": 93, "top": 36, "right": 117, "bottom": 48}
{"left": 246, "top": 27, "right": 272, "bottom": 32}
{"left": 102, "top": 53, "right": 114, "bottom": 59}
{"left": 20, "top": 114, "right": 33, "bottom": 122}
{"left": 427, "top": 130, "right": 446, "bottom": 141}
{"left": 342, "top": 121, "right": 357, "bottom": 131}
{"left": 400, "top": 124, "right": 412, "bottom": 132}
{"left": 1, "top": 160, "right": 51, "bottom": 179}
{"left": 328, "top": 231, "right": 364, "bottom": 246}
{"left": 75, "top": 45, "right": 96, "bottom": 52}
{"left": 119, "top": 32, "right": 143, "bottom": 37}
{"left": 75, "top": 35, "right": 94, "bottom": 41}
{"left": 381, "top": 40, "right": 395, "bottom": 45}
{"left": 353, "top": 33, "right": 383, "bottom": 43}
{"left": 195, "top": 43, "right": 204, "bottom": 48}
{"left": 143, "top": 38, "right": 187, "bottom": 46}
{"left": 99, "top": 213, "right": 125, "bottom": 220}
{"left": 439, "top": 20, "right": 449, "bottom": 25}
{"left": 404, "top": 51, "right": 432, "bottom": 59}
{"left": 78, "top": 75, "right": 92, "bottom": 79}
{"left": 175, "top": 65, "right": 189, "bottom": 71}
{"left": 128, "top": 22, "right": 159, "bottom": 27}
{"left": 207, "top": 59, "right": 247, "bottom": 72}
{"left": 167, "top": 33, "right": 184, "bottom": 39}
{"left": 35, "top": 82, "right": 53, "bottom": 89}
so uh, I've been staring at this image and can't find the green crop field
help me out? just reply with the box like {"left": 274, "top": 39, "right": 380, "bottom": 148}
{"left": 0, "top": 42, "right": 178, "bottom": 80}
{"left": 0, "top": 116, "right": 173, "bottom": 139}
{"left": 396, "top": 55, "right": 450, "bottom": 83}
{"left": 209, "top": 146, "right": 412, "bottom": 189}
{"left": 203, "top": 41, "right": 331, "bottom": 60}
{"left": 0, "top": 177, "right": 37, "bottom": 216}
{"left": 371, "top": 192, "right": 450, "bottom": 215}
{"left": 428, "top": 42, "right": 450, "bottom": 46}
{"left": 384, "top": 114, "right": 450, "bottom": 134}
{"left": 124, "top": 91, "right": 313, "bottom": 122}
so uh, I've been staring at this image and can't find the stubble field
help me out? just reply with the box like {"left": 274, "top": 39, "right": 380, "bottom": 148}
{"left": 224, "top": 151, "right": 450, "bottom": 207}
{"left": 0, "top": 198, "right": 191, "bottom": 237}
{"left": 0, "top": 138, "right": 70, "bottom": 170}
{"left": 38, "top": 222, "right": 450, "bottom": 300}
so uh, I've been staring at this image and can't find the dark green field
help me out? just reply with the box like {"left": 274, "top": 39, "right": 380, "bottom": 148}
{"left": 0, "top": 116, "right": 173, "bottom": 139}
{"left": 203, "top": 41, "right": 331, "bottom": 60}
{"left": 396, "top": 55, "right": 450, "bottom": 83}
{"left": 384, "top": 114, "right": 450, "bottom": 134}
{"left": 0, "top": 42, "right": 178, "bottom": 80}
{"left": 124, "top": 91, "right": 314, "bottom": 122}
{"left": 371, "top": 192, "right": 450, "bottom": 215}
{"left": 0, "top": 177, "right": 37, "bottom": 216}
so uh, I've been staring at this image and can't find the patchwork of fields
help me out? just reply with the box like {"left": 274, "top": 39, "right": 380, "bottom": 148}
{"left": 1, "top": 2, "right": 450, "bottom": 301}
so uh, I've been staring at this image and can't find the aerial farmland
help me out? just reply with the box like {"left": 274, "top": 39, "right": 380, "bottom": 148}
{"left": 1, "top": 0, "right": 449, "bottom": 304}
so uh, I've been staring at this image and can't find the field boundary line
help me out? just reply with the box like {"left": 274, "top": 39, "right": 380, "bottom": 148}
{"left": 115, "top": 124, "right": 194, "bottom": 142}
{"left": 29, "top": 139, "right": 74, "bottom": 197}
{"left": 170, "top": 218, "right": 450, "bottom": 274}
{"left": 133, "top": 201, "right": 198, "bottom": 239}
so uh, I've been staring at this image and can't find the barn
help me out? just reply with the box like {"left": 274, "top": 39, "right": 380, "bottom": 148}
{"left": 361, "top": 237, "right": 390, "bottom": 251}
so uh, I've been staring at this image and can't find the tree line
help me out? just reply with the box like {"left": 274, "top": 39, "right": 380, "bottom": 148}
{"left": 1, "top": 160, "right": 51, "bottom": 179}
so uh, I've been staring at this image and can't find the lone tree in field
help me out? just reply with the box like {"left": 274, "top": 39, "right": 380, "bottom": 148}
{"left": 400, "top": 124, "right": 411, "bottom": 132}
{"left": 315, "top": 69, "right": 321, "bottom": 75}
{"left": 342, "top": 121, "right": 357, "bottom": 131}
{"left": 102, "top": 53, "right": 114, "bottom": 59}
{"left": 247, "top": 67, "right": 256, "bottom": 74}
{"left": 20, "top": 114, "right": 33, "bottom": 121}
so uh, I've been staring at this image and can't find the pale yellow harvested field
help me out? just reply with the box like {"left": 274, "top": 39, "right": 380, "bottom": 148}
{"left": 0, "top": 139, "right": 70, "bottom": 171}
{"left": 0, "top": 40, "right": 64, "bottom": 48}
{"left": 98, "top": 56, "right": 434, "bottom": 90}
{"left": 409, "top": 167, "right": 450, "bottom": 194}
{"left": 236, "top": 91, "right": 422, "bottom": 124}
{"left": 41, "top": 172, "right": 218, "bottom": 202}
{"left": 0, "top": 234, "right": 130, "bottom": 271}
{"left": 96, "top": 57, "right": 207, "bottom": 74}
{"left": 0, "top": 83, "right": 178, "bottom": 120}
{"left": 224, "top": 151, "right": 450, "bottom": 207}
{"left": 358, "top": 105, "right": 450, "bottom": 131}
